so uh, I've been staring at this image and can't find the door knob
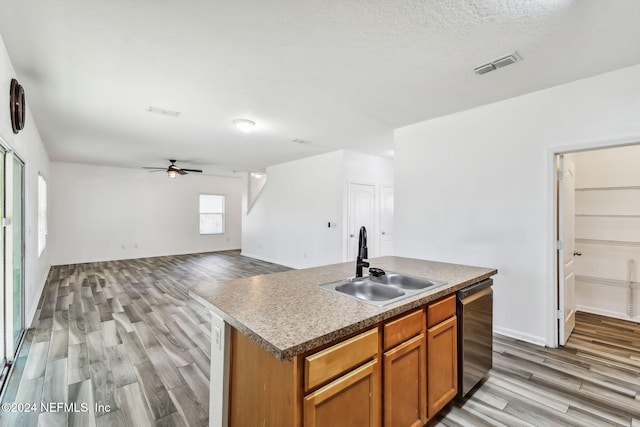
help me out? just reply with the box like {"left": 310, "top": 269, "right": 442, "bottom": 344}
{"left": 573, "top": 251, "right": 582, "bottom": 256}
{"left": 350, "top": 234, "right": 354, "bottom": 238}
{"left": 381, "top": 231, "right": 386, "bottom": 235}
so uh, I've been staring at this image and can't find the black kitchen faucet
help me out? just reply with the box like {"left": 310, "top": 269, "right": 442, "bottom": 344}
{"left": 355, "top": 226, "right": 369, "bottom": 277}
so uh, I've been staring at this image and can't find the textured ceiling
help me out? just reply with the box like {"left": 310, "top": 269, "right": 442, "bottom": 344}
{"left": 1, "top": 0, "right": 640, "bottom": 175}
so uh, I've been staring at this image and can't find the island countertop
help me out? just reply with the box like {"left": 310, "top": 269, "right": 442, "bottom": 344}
{"left": 189, "top": 256, "right": 497, "bottom": 360}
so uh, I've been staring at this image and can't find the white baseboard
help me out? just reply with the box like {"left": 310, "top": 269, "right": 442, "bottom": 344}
{"left": 493, "top": 325, "right": 547, "bottom": 347}
{"left": 51, "top": 247, "right": 243, "bottom": 266}
{"left": 27, "top": 264, "right": 51, "bottom": 328}
{"left": 239, "top": 251, "right": 301, "bottom": 269}
{"left": 576, "top": 305, "right": 639, "bottom": 324}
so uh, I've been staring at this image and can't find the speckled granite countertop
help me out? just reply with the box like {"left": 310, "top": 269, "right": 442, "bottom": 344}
{"left": 189, "top": 256, "right": 496, "bottom": 360}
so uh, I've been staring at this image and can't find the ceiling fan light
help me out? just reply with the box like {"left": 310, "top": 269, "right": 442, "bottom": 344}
{"left": 167, "top": 170, "right": 178, "bottom": 179}
{"left": 233, "top": 118, "right": 256, "bottom": 133}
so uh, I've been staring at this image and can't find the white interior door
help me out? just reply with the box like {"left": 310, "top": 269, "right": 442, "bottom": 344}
{"left": 348, "top": 183, "right": 375, "bottom": 261}
{"left": 380, "top": 186, "right": 394, "bottom": 256}
{"left": 558, "top": 155, "right": 576, "bottom": 345}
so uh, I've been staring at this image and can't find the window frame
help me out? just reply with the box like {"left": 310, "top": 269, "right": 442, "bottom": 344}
{"left": 199, "top": 193, "right": 225, "bottom": 235}
{"left": 37, "top": 174, "right": 47, "bottom": 257}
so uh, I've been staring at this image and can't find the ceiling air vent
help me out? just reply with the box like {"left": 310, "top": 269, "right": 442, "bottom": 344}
{"left": 474, "top": 52, "right": 520, "bottom": 75}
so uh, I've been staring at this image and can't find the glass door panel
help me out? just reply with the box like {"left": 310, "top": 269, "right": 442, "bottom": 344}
{"left": 11, "top": 156, "right": 24, "bottom": 352}
{"left": 0, "top": 148, "right": 4, "bottom": 368}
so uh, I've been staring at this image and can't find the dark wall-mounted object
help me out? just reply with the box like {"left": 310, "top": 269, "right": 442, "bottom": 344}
{"left": 9, "top": 78, "right": 26, "bottom": 134}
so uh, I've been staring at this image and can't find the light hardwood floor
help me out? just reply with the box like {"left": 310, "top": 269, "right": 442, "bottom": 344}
{"left": 0, "top": 251, "right": 290, "bottom": 427}
{"left": 431, "top": 312, "right": 640, "bottom": 427}
{"left": 1, "top": 251, "right": 639, "bottom": 426}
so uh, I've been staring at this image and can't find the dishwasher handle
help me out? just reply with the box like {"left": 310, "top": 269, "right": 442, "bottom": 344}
{"left": 458, "top": 286, "right": 492, "bottom": 305}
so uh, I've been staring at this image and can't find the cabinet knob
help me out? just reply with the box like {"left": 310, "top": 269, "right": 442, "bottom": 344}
{"left": 573, "top": 251, "right": 582, "bottom": 256}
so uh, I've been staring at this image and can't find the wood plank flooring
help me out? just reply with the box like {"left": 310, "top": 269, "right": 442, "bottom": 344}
{"left": 1, "top": 250, "right": 639, "bottom": 426}
{"left": 0, "top": 250, "right": 290, "bottom": 427}
{"left": 431, "top": 312, "right": 640, "bottom": 427}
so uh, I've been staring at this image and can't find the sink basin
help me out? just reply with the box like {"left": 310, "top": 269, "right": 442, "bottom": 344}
{"left": 334, "top": 280, "right": 405, "bottom": 302}
{"left": 370, "top": 273, "right": 445, "bottom": 290}
{"left": 318, "top": 272, "right": 447, "bottom": 306}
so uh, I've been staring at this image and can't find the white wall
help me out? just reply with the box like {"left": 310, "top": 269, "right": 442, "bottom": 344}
{"left": 0, "top": 34, "right": 51, "bottom": 326}
{"left": 242, "top": 150, "right": 394, "bottom": 269}
{"left": 242, "top": 151, "right": 345, "bottom": 268}
{"left": 395, "top": 64, "right": 640, "bottom": 346}
{"left": 50, "top": 162, "right": 242, "bottom": 264}
{"left": 571, "top": 146, "right": 640, "bottom": 321}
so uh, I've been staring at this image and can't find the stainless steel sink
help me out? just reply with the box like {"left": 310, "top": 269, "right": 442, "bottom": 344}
{"left": 370, "top": 272, "right": 445, "bottom": 290}
{"left": 318, "top": 272, "right": 447, "bottom": 306}
{"left": 335, "top": 279, "right": 405, "bottom": 302}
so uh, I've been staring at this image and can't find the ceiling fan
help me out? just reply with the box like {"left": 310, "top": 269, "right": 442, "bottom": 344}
{"left": 142, "top": 159, "right": 203, "bottom": 179}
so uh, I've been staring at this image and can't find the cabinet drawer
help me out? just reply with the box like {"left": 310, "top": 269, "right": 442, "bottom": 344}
{"left": 427, "top": 295, "right": 456, "bottom": 328}
{"left": 305, "top": 328, "right": 378, "bottom": 392}
{"left": 383, "top": 308, "right": 425, "bottom": 351}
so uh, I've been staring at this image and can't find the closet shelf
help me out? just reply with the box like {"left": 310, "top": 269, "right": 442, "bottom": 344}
{"left": 576, "top": 275, "right": 639, "bottom": 288}
{"left": 575, "top": 238, "right": 640, "bottom": 247}
{"left": 575, "top": 185, "right": 640, "bottom": 192}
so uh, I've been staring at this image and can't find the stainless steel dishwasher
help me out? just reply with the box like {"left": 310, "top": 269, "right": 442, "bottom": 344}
{"left": 457, "top": 278, "right": 493, "bottom": 397}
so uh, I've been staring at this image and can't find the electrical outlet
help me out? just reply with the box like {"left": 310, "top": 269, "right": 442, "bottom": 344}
{"left": 214, "top": 326, "right": 221, "bottom": 350}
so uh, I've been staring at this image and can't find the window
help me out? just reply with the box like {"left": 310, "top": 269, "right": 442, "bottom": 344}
{"left": 38, "top": 175, "right": 47, "bottom": 256}
{"left": 199, "top": 194, "right": 225, "bottom": 234}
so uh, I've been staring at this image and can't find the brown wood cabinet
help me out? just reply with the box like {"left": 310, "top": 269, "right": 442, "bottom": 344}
{"left": 229, "top": 328, "right": 301, "bottom": 427}
{"left": 383, "top": 309, "right": 427, "bottom": 427}
{"left": 426, "top": 300, "right": 458, "bottom": 418}
{"left": 227, "top": 293, "right": 461, "bottom": 427}
{"left": 383, "top": 333, "right": 427, "bottom": 427}
{"left": 304, "top": 359, "right": 381, "bottom": 427}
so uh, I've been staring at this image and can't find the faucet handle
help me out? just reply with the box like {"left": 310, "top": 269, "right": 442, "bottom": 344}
{"left": 369, "top": 267, "right": 385, "bottom": 277}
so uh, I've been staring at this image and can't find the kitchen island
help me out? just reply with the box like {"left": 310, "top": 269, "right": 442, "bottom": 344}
{"left": 190, "top": 256, "right": 497, "bottom": 427}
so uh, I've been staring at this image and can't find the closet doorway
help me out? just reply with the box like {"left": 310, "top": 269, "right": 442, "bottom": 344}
{"left": 556, "top": 144, "right": 640, "bottom": 345}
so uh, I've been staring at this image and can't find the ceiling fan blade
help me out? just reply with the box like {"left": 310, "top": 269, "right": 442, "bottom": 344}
{"left": 142, "top": 167, "right": 166, "bottom": 170}
{"left": 147, "top": 170, "right": 166, "bottom": 173}
{"left": 180, "top": 168, "right": 203, "bottom": 173}
{"left": 178, "top": 169, "right": 188, "bottom": 175}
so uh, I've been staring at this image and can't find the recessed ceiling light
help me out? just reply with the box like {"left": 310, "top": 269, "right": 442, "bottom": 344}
{"left": 147, "top": 106, "right": 181, "bottom": 117}
{"left": 293, "top": 138, "right": 312, "bottom": 144}
{"left": 233, "top": 119, "right": 256, "bottom": 133}
{"left": 251, "top": 173, "right": 264, "bottom": 179}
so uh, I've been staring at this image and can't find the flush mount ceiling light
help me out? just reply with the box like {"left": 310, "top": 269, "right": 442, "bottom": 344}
{"left": 233, "top": 118, "right": 255, "bottom": 133}
{"left": 251, "top": 172, "right": 264, "bottom": 179}
{"left": 474, "top": 52, "right": 521, "bottom": 75}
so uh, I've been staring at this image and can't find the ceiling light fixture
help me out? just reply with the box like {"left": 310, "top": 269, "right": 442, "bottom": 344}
{"left": 474, "top": 52, "right": 521, "bottom": 75}
{"left": 167, "top": 170, "right": 178, "bottom": 179}
{"left": 251, "top": 173, "right": 264, "bottom": 179}
{"left": 233, "top": 119, "right": 255, "bottom": 133}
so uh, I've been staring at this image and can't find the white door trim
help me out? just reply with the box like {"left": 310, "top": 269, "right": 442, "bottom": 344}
{"left": 547, "top": 135, "right": 640, "bottom": 348}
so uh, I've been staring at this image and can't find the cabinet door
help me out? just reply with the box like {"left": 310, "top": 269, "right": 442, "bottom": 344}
{"left": 304, "top": 358, "right": 381, "bottom": 427}
{"left": 383, "top": 334, "right": 426, "bottom": 427}
{"left": 427, "top": 316, "right": 457, "bottom": 418}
